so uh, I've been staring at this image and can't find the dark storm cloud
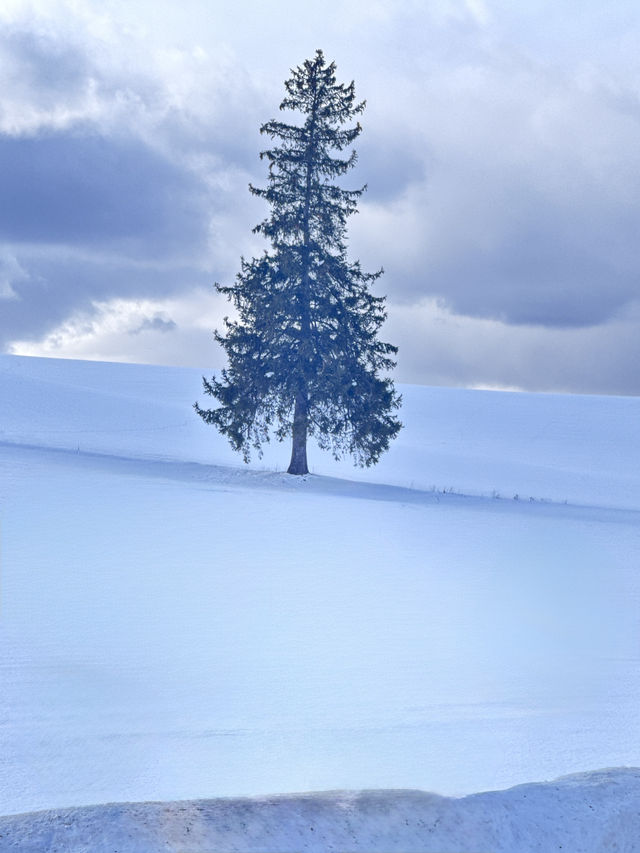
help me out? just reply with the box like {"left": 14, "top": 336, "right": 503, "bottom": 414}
{"left": 387, "top": 297, "right": 640, "bottom": 396}
{"left": 408, "top": 211, "right": 640, "bottom": 328}
{"left": 0, "top": 253, "right": 212, "bottom": 350}
{"left": 0, "top": 15, "right": 258, "bottom": 355}
{"left": 432, "top": 155, "right": 640, "bottom": 328}
{"left": 355, "top": 56, "right": 640, "bottom": 334}
{"left": 0, "top": 132, "right": 209, "bottom": 254}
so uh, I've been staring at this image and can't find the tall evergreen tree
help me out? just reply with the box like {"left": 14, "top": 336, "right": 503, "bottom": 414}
{"left": 195, "top": 50, "right": 401, "bottom": 475}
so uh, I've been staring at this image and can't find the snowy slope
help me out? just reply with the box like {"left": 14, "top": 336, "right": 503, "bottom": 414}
{"left": 2, "top": 352, "right": 640, "bottom": 506}
{"left": 1, "top": 354, "right": 639, "bottom": 849}
{"left": 2, "top": 770, "right": 640, "bottom": 853}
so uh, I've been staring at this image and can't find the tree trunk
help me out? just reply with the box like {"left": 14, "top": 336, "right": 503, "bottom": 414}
{"left": 287, "top": 392, "right": 309, "bottom": 475}
{"left": 287, "top": 89, "right": 316, "bottom": 478}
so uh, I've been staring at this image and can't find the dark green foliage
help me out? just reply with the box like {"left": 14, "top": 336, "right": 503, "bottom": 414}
{"left": 195, "top": 50, "right": 401, "bottom": 473}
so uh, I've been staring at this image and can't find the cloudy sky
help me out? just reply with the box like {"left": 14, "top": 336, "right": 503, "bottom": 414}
{"left": 2, "top": 0, "right": 640, "bottom": 394}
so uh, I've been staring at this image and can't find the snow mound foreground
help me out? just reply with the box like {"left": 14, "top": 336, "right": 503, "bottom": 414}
{"left": 2, "top": 770, "right": 639, "bottom": 853}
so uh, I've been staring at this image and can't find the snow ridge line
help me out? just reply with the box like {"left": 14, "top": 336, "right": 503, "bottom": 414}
{"left": 1, "top": 438, "right": 638, "bottom": 522}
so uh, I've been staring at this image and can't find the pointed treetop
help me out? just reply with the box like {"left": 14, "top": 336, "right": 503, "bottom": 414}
{"left": 278, "top": 49, "right": 366, "bottom": 123}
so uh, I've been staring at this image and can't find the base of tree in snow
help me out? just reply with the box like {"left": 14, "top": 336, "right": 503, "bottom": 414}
{"left": 1, "top": 769, "right": 639, "bottom": 853}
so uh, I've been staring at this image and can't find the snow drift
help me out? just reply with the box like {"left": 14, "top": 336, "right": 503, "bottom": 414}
{"left": 2, "top": 770, "right": 640, "bottom": 853}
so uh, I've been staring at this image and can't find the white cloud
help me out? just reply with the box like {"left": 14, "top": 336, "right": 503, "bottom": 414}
{"left": 9, "top": 288, "right": 229, "bottom": 367}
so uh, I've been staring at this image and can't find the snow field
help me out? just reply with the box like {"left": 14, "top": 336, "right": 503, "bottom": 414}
{"left": 0, "top": 353, "right": 639, "bottom": 851}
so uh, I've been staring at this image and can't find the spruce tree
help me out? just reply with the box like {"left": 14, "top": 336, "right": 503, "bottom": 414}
{"left": 195, "top": 50, "right": 401, "bottom": 475}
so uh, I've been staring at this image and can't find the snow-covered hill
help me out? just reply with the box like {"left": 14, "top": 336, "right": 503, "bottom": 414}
{"left": 2, "top": 353, "right": 640, "bottom": 506}
{"left": 1, "top": 354, "right": 639, "bottom": 850}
